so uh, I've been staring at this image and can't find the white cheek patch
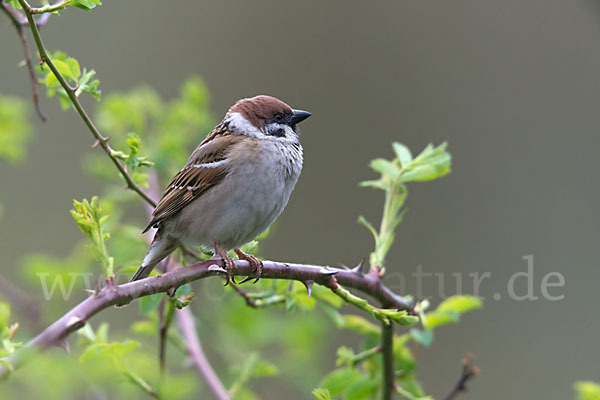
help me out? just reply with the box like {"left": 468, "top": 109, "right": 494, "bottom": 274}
{"left": 226, "top": 112, "right": 264, "bottom": 137}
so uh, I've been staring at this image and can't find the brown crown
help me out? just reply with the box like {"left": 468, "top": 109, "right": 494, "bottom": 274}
{"left": 229, "top": 95, "right": 293, "bottom": 128}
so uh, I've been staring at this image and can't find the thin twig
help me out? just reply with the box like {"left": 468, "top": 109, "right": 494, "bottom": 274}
{"left": 17, "top": 0, "right": 156, "bottom": 207}
{"left": 0, "top": 1, "right": 46, "bottom": 121}
{"left": 229, "top": 283, "right": 287, "bottom": 308}
{"left": 348, "top": 345, "right": 381, "bottom": 367}
{"left": 29, "top": 0, "right": 73, "bottom": 14}
{"left": 443, "top": 354, "right": 479, "bottom": 400}
{"left": 381, "top": 323, "right": 394, "bottom": 400}
{"left": 229, "top": 282, "right": 259, "bottom": 308}
{"left": 0, "top": 0, "right": 23, "bottom": 24}
{"left": 157, "top": 296, "right": 168, "bottom": 374}
{"left": 155, "top": 255, "right": 173, "bottom": 377}
{"left": 176, "top": 307, "right": 231, "bottom": 400}
{"left": 0, "top": 276, "right": 43, "bottom": 331}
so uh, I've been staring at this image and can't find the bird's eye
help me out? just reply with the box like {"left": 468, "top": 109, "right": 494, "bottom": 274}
{"left": 274, "top": 113, "right": 284, "bottom": 121}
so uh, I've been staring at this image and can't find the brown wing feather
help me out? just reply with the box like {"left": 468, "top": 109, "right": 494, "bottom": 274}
{"left": 143, "top": 126, "right": 243, "bottom": 232}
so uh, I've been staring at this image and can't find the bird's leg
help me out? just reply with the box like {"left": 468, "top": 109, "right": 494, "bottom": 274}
{"left": 213, "top": 242, "right": 236, "bottom": 286}
{"left": 234, "top": 248, "right": 263, "bottom": 284}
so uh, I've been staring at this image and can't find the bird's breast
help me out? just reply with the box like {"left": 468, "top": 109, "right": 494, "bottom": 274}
{"left": 174, "top": 139, "right": 302, "bottom": 249}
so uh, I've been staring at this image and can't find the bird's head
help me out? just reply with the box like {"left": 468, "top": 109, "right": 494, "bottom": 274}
{"left": 226, "top": 95, "right": 311, "bottom": 139}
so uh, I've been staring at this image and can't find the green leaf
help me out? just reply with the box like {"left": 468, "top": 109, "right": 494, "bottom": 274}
{"left": 437, "top": 295, "right": 482, "bottom": 314}
{"left": 174, "top": 284, "right": 192, "bottom": 297}
{"left": 132, "top": 172, "right": 150, "bottom": 187}
{"left": 423, "top": 295, "right": 482, "bottom": 329}
{"left": 70, "top": 0, "right": 102, "bottom": 11}
{"left": 45, "top": 72, "right": 59, "bottom": 88}
{"left": 345, "top": 376, "right": 378, "bottom": 400}
{"left": 409, "top": 329, "right": 434, "bottom": 347}
{"left": 312, "top": 388, "right": 332, "bottom": 400}
{"left": 126, "top": 132, "right": 141, "bottom": 155}
{"left": 369, "top": 158, "right": 400, "bottom": 178}
{"left": 0, "top": 96, "right": 33, "bottom": 163}
{"left": 131, "top": 320, "right": 157, "bottom": 336}
{"left": 240, "top": 239, "right": 259, "bottom": 254}
{"left": 0, "top": 303, "right": 10, "bottom": 330}
{"left": 66, "top": 57, "right": 81, "bottom": 80}
{"left": 392, "top": 142, "right": 413, "bottom": 167}
{"left": 422, "top": 310, "right": 459, "bottom": 330}
{"left": 359, "top": 178, "right": 386, "bottom": 190}
{"left": 395, "top": 314, "right": 420, "bottom": 326}
{"left": 70, "top": 197, "right": 115, "bottom": 277}
{"left": 339, "top": 315, "right": 380, "bottom": 336}
{"left": 252, "top": 359, "right": 278, "bottom": 377}
{"left": 312, "top": 285, "right": 343, "bottom": 308}
{"left": 8, "top": 0, "right": 22, "bottom": 10}
{"left": 76, "top": 68, "right": 101, "bottom": 100}
{"left": 40, "top": 52, "right": 101, "bottom": 105}
{"left": 336, "top": 346, "right": 355, "bottom": 367}
{"left": 357, "top": 215, "right": 378, "bottom": 242}
{"left": 575, "top": 381, "right": 600, "bottom": 400}
{"left": 401, "top": 142, "right": 451, "bottom": 182}
{"left": 319, "top": 368, "right": 364, "bottom": 397}
{"left": 359, "top": 142, "right": 451, "bottom": 271}
{"left": 53, "top": 59, "right": 75, "bottom": 81}
{"left": 79, "top": 340, "right": 140, "bottom": 363}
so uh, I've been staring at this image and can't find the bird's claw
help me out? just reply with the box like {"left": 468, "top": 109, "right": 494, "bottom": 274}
{"left": 234, "top": 248, "right": 263, "bottom": 284}
{"left": 213, "top": 243, "right": 237, "bottom": 286}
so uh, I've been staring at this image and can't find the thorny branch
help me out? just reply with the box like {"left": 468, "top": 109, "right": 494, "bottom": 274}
{"left": 0, "top": 258, "right": 412, "bottom": 379}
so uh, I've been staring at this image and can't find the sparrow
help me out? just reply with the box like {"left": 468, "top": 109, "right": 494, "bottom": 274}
{"left": 130, "top": 95, "right": 310, "bottom": 284}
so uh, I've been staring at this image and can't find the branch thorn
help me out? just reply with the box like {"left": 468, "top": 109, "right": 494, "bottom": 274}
{"left": 302, "top": 280, "right": 314, "bottom": 300}
{"left": 319, "top": 267, "right": 338, "bottom": 276}
{"left": 58, "top": 339, "right": 70, "bottom": 353}
{"left": 351, "top": 257, "right": 367, "bottom": 274}
{"left": 92, "top": 136, "right": 109, "bottom": 148}
{"left": 207, "top": 264, "right": 226, "bottom": 273}
{"left": 66, "top": 316, "right": 85, "bottom": 332}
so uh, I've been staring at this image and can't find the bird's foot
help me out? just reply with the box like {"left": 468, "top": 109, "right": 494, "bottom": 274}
{"left": 213, "top": 243, "right": 236, "bottom": 286}
{"left": 234, "top": 248, "right": 263, "bottom": 284}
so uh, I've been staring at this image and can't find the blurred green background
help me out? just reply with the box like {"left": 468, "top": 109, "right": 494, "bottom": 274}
{"left": 1, "top": 0, "right": 600, "bottom": 399}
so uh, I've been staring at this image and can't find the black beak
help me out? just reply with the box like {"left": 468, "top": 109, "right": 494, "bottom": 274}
{"left": 290, "top": 109, "right": 311, "bottom": 126}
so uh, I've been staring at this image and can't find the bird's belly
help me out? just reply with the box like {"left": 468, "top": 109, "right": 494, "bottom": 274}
{"left": 172, "top": 166, "right": 296, "bottom": 250}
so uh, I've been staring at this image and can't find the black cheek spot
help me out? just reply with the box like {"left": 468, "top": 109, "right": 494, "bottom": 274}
{"left": 271, "top": 128, "right": 285, "bottom": 137}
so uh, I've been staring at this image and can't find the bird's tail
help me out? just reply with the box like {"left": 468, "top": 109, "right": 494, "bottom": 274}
{"left": 130, "top": 233, "right": 178, "bottom": 282}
